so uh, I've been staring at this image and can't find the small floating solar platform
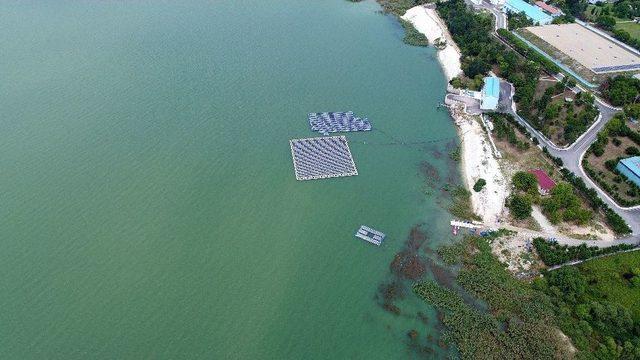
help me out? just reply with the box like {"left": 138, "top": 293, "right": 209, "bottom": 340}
{"left": 355, "top": 225, "right": 386, "bottom": 246}
{"left": 308, "top": 111, "right": 371, "bottom": 135}
{"left": 289, "top": 136, "right": 358, "bottom": 181}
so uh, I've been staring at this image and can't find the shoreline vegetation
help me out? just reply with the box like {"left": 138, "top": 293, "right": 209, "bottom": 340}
{"left": 414, "top": 234, "right": 574, "bottom": 359}
{"left": 400, "top": 19, "right": 429, "bottom": 47}
{"left": 346, "top": 0, "right": 640, "bottom": 358}
{"left": 417, "top": 233, "right": 640, "bottom": 359}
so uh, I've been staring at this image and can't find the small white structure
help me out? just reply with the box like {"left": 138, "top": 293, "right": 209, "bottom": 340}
{"left": 480, "top": 76, "right": 500, "bottom": 111}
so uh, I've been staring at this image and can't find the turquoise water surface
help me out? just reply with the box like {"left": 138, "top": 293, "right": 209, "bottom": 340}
{"left": 0, "top": 1, "right": 459, "bottom": 358}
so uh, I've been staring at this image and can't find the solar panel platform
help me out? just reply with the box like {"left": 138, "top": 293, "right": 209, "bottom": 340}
{"left": 355, "top": 225, "right": 386, "bottom": 246}
{"left": 308, "top": 111, "right": 371, "bottom": 135}
{"left": 289, "top": 136, "right": 358, "bottom": 181}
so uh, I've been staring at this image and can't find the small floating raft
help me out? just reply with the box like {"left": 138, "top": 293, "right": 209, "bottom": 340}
{"left": 355, "top": 225, "right": 386, "bottom": 246}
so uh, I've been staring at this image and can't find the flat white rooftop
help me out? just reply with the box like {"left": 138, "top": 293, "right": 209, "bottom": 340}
{"left": 526, "top": 23, "right": 640, "bottom": 73}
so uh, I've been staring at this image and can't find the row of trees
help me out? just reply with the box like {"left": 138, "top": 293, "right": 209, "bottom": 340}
{"left": 489, "top": 113, "right": 531, "bottom": 150}
{"left": 584, "top": 113, "right": 640, "bottom": 206}
{"left": 543, "top": 183, "right": 593, "bottom": 224}
{"left": 533, "top": 238, "right": 635, "bottom": 266}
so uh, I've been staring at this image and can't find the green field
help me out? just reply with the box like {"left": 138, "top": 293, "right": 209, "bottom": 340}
{"left": 584, "top": 4, "right": 640, "bottom": 40}
{"left": 616, "top": 21, "right": 640, "bottom": 41}
{"left": 584, "top": 4, "right": 627, "bottom": 22}
{"left": 578, "top": 250, "right": 640, "bottom": 320}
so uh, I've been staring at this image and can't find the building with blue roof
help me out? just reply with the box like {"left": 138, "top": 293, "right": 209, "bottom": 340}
{"left": 504, "top": 0, "right": 553, "bottom": 25}
{"left": 617, "top": 156, "right": 640, "bottom": 187}
{"left": 481, "top": 76, "right": 500, "bottom": 110}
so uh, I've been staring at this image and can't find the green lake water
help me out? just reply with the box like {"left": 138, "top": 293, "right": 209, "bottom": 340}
{"left": 0, "top": 0, "right": 459, "bottom": 358}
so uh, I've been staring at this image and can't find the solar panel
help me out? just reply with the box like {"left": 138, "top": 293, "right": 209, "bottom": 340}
{"left": 308, "top": 111, "right": 371, "bottom": 135}
{"left": 289, "top": 136, "right": 358, "bottom": 181}
{"left": 592, "top": 64, "right": 640, "bottom": 73}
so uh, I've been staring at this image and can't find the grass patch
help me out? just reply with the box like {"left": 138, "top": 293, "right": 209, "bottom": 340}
{"left": 534, "top": 251, "right": 640, "bottom": 355}
{"left": 376, "top": 0, "right": 428, "bottom": 15}
{"left": 448, "top": 186, "right": 481, "bottom": 221}
{"left": 615, "top": 21, "right": 640, "bottom": 41}
{"left": 578, "top": 250, "right": 640, "bottom": 320}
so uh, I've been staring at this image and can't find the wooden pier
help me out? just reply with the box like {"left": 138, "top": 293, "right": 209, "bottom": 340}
{"left": 450, "top": 220, "right": 484, "bottom": 236}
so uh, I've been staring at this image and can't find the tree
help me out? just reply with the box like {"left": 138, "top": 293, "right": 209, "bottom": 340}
{"left": 512, "top": 171, "right": 538, "bottom": 192}
{"left": 473, "top": 178, "right": 487, "bottom": 192}
{"left": 545, "top": 103, "right": 561, "bottom": 120}
{"left": 596, "top": 15, "right": 617, "bottom": 31}
{"left": 624, "top": 103, "right": 640, "bottom": 119}
{"left": 545, "top": 266, "right": 586, "bottom": 303}
{"left": 549, "top": 183, "right": 580, "bottom": 209}
{"left": 509, "top": 194, "right": 532, "bottom": 219}
{"left": 563, "top": 0, "right": 587, "bottom": 17}
{"left": 602, "top": 76, "right": 640, "bottom": 106}
{"left": 625, "top": 146, "right": 640, "bottom": 156}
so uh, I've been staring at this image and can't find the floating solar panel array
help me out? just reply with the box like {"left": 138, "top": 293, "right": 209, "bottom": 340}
{"left": 289, "top": 136, "right": 358, "bottom": 181}
{"left": 355, "top": 225, "right": 386, "bottom": 246}
{"left": 592, "top": 64, "right": 640, "bottom": 73}
{"left": 308, "top": 111, "right": 371, "bottom": 135}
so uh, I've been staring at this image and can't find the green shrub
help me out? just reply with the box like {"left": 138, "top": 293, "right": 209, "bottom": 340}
{"left": 512, "top": 171, "right": 538, "bottom": 192}
{"left": 473, "top": 178, "right": 487, "bottom": 192}
{"left": 508, "top": 193, "right": 532, "bottom": 219}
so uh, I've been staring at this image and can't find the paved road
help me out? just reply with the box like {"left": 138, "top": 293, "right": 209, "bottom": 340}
{"left": 475, "top": 0, "right": 507, "bottom": 30}
{"left": 505, "top": 96, "right": 640, "bottom": 241}
{"left": 501, "top": 224, "right": 640, "bottom": 248}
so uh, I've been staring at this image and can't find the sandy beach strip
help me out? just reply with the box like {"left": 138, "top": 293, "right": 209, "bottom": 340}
{"left": 401, "top": 5, "right": 462, "bottom": 81}
{"left": 403, "top": 5, "right": 507, "bottom": 224}
{"left": 450, "top": 104, "right": 509, "bottom": 225}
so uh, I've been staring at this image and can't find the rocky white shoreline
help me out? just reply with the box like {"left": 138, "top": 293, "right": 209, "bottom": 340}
{"left": 402, "top": 5, "right": 509, "bottom": 225}
{"left": 401, "top": 5, "right": 462, "bottom": 81}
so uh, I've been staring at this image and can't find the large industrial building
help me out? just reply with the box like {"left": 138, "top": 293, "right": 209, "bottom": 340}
{"left": 525, "top": 23, "right": 640, "bottom": 73}
{"left": 617, "top": 156, "right": 640, "bottom": 187}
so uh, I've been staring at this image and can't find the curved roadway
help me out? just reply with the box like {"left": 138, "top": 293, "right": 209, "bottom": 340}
{"left": 506, "top": 98, "right": 640, "bottom": 243}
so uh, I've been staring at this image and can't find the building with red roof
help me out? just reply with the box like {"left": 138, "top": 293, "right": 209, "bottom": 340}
{"left": 535, "top": 1, "right": 562, "bottom": 16}
{"left": 529, "top": 169, "right": 556, "bottom": 195}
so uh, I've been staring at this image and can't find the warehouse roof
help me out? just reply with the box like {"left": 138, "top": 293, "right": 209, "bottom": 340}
{"left": 529, "top": 169, "right": 556, "bottom": 191}
{"left": 619, "top": 156, "right": 640, "bottom": 176}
